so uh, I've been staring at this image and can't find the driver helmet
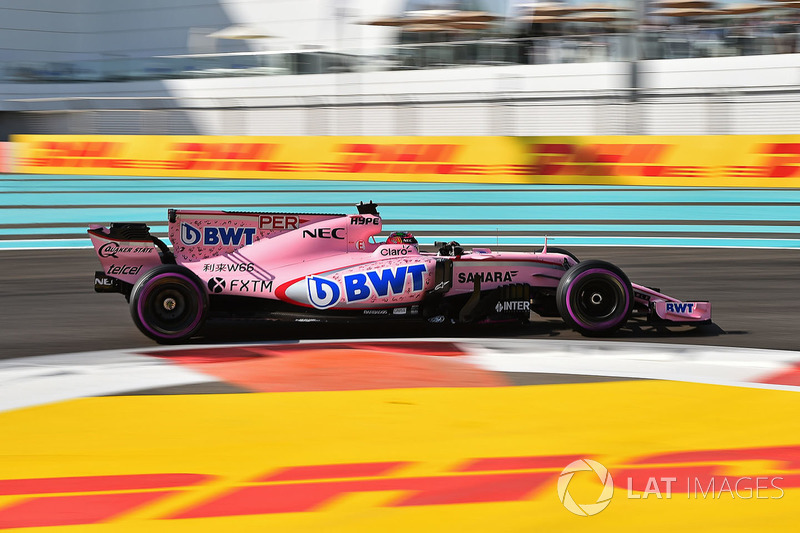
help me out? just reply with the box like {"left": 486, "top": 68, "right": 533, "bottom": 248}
{"left": 386, "top": 231, "right": 418, "bottom": 247}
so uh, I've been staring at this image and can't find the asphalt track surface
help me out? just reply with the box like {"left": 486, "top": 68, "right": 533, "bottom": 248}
{"left": 1, "top": 246, "right": 798, "bottom": 360}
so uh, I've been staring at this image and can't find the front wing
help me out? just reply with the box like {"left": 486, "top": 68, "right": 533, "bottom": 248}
{"left": 632, "top": 283, "right": 711, "bottom": 325}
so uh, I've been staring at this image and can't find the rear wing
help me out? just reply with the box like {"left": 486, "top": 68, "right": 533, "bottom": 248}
{"left": 88, "top": 223, "right": 171, "bottom": 290}
{"left": 168, "top": 209, "right": 345, "bottom": 262}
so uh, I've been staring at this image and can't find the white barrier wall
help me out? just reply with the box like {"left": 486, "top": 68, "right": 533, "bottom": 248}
{"left": 5, "top": 54, "right": 800, "bottom": 136}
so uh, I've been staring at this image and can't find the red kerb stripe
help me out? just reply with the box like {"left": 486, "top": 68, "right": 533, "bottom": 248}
{"left": 0, "top": 474, "right": 210, "bottom": 496}
{"left": 258, "top": 461, "right": 409, "bottom": 482}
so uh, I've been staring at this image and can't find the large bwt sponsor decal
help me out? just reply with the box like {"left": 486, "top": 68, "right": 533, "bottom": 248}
{"left": 290, "top": 264, "right": 428, "bottom": 309}
{"left": 180, "top": 223, "right": 256, "bottom": 247}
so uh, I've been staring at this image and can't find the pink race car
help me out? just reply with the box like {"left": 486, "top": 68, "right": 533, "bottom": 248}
{"left": 89, "top": 202, "right": 711, "bottom": 343}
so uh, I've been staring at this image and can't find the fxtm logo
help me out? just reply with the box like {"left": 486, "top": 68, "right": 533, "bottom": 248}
{"left": 181, "top": 223, "right": 257, "bottom": 247}
{"left": 557, "top": 459, "right": 614, "bottom": 517}
{"left": 208, "top": 277, "right": 226, "bottom": 293}
{"left": 306, "top": 264, "right": 427, "bottom": 309}
{"left": 208, "top": 277, "right": 273, "bottom": 294}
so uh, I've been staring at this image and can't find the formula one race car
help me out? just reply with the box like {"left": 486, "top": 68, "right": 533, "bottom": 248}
{"left": 89, "top": 202, "right": 711, "bottom": 343}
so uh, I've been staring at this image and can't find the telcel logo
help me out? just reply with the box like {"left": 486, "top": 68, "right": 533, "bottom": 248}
{"left": 181, "top": 223, "right": 257, "bottom": 247}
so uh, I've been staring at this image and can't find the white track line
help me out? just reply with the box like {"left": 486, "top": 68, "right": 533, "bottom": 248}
{"left": 457, "top": 339, "right": 800, "bottom": 392}
{"left": 0, "top": 350, "right": 219, "bottom": 412}
{"left": 1, "top": 339, "right": 798, "bottom": 413}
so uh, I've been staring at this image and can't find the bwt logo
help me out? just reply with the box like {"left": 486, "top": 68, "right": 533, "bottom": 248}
{"left": 666, "top": 302, "right": 695, "bottom": 314}
{"left": 306, "top": 264, "right": 427, "bottom": 309}
{"left": 181, "top": 223, "right": 257, "bottom": 247}
{"left": 307, "top": 276, "right": 341, "bottom": 309}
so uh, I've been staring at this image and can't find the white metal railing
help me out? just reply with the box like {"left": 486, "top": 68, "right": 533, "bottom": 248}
{"left": 9, "top": 86, "right": 800, "bottom": 137}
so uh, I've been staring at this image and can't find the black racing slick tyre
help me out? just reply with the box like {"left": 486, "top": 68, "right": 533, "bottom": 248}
{"left": 556, "top": 260, "right": 633, "bottom": 336}
{"left": 129, "top": 265, "right": 209, "bottom": 344}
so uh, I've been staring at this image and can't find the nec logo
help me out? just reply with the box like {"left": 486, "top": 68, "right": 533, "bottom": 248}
{"left": 666, "top": 302, "right": 695, "bottom": 314}
{"left": 306, "top": 264, "right": 427, "bottom": 309}
{"left": 180, "top": 223, "right": 257, "bottom": 247}
{"left": 303, "top": 228, "right": 345, "bottom": 239}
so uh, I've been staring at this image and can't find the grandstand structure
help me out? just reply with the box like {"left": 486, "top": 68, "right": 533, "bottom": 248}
{"left": 1, "top": 0, "right": 800, "bottom": 137}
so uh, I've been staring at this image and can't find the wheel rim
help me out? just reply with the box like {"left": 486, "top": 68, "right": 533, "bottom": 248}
{"left": 137, "top": 274, "right": 203, "bottom": 338}
{"left": 150, "top": 288, "right": 189, "bottom": 325}
{"left": 566, "top": 269, "right": 629, "bottom": 331}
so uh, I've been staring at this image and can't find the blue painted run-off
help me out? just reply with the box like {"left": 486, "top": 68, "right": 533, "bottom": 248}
{"left": 1, "top": 175, "right": 799, "bottom": 250}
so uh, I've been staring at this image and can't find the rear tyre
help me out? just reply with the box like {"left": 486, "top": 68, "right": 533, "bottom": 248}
{"left": 130, "top": 265, "right": 208, "bottom": 344}
{"left": 556, "top": 260, "right": 633, "bottom": 336}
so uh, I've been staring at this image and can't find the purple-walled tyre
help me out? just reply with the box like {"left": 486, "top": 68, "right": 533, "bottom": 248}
{"left": 129, "top": 265, "right": 209, "bottom": 344}
{"left": 556, "top": 260, "right": 633, "bottom": 336}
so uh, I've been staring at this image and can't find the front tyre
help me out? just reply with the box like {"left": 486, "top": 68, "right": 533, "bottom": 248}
{"left": 556, "top": 260, "right": 633, "bottom": 336}
{"left": 130, "top": 265, "right": 208, "bottom": 344}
